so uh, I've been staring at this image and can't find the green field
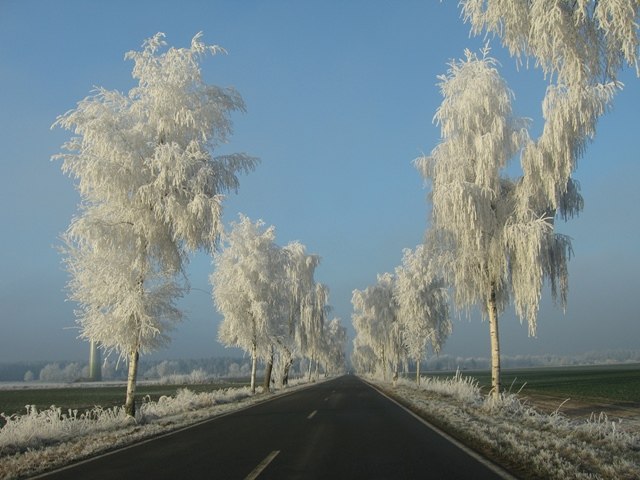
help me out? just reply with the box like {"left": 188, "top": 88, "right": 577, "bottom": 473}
{"left": 427, "top": 363, "right": 640, "bottom": 403}
{"left": 0, "top": 380, "right": 250, "bottom": 420}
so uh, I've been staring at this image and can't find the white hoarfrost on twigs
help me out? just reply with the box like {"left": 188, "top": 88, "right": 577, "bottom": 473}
{"left": 370, "top": 373, "right": 640, "bottom": 480}
{"left": 0, "top": 378, "right": 314, "bottom": 480}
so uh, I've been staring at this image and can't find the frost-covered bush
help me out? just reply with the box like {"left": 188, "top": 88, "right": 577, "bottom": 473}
{"left": 155, "top": 369, "right": 210, "bottom": 385}
{"left": 38, "top": 363, "right": 87, "bottom": 383}
{"left": 482, "top": 389, "right": 535, "bottom": 415}
{"left": 0, "top": 405, "right": 131, "bottom": 456}
{"left": 138, "top": 386, "right": 254, "bottom": 421}
{"left": 576, "top": 412, "right": 636, "bottom": 450}
{"left": 402, "top": 370, "right": 483, "bottom": 404}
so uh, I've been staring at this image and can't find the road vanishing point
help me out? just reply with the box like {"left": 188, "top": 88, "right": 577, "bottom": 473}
{"left": 35, "top": 375, "right": 516, "bottom": 479}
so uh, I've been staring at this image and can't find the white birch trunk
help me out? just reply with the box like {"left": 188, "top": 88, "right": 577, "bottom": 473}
{"left": 250, "top": 342, "right": 257, "bottom": 394}
{"left": 124, "top": 349, "right": 139, "bottom": 416}
{"left": 392, "top": 353, "right": 399, "bottom": 387}
{"left": 314, "top": 356, "right": 319, "bottom": 381}
{"left": 381, "top": 346, "right": 387, "bottom": 381}
{"left": 281, "top": 349, "right": 293, "bottom": 387}
{"left": 263, "top": 346, "right": 274, "bottom": 393}
{"left": 487, "top": 284, "right": 501, "bottom": 398}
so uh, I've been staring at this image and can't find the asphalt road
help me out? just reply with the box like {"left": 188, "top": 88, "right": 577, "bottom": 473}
{"left": 36, "top": 375, "right": 513, "bottom": 479}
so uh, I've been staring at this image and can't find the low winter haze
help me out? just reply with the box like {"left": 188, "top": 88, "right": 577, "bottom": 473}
{"left": 1, "top": 1, "right": 638, "bottom": 363}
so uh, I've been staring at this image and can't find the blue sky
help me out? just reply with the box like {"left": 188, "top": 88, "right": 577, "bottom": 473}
{"left": 1, "top": 0, "right": 638, "bottom": 363}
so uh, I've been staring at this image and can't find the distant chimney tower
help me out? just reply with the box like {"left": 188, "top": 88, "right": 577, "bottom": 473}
{"left": 88, "top": 339, "right": 102, "bottom": 381}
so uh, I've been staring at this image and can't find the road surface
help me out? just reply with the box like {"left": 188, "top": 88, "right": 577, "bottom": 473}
{"left": 36, "top": 375, "right": 514, "bottom": 479}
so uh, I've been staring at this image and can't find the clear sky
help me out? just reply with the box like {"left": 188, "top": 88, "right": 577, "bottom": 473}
{"left": 1, "top": 0, "right": 638, "bottom": 363}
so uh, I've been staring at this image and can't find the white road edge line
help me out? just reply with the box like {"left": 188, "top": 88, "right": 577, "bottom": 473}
{"left": 364, "top": 379, "right": 518, "bottom": 480}
{"left": 307, "top": 409, "right": 317, "bottom": 419}
{"left": 244, "top": 450, "right": 280, "bottom": 480}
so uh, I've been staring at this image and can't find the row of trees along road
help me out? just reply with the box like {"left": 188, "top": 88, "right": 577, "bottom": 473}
{"left": 54, "top": 33, "right": 258, "bottom": 416}
{"left": 55, "top": 33, "right": 346, "bottom": 414}
{"left": 211, "top": 216, "right": 347, "bottom": 394}
{"left": 351, "top": 240, "right": 451, "bottom": 385}
{"left": 352, "top": 0, "right": 639, "bottom": 397}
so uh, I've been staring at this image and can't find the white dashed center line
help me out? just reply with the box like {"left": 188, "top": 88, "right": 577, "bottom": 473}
{"left": 244, "top": 450, "right": 280, "bottom": 480}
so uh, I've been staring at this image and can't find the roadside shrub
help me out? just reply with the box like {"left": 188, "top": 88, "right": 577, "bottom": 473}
{"left": 401, "top": 370, "right": 482, "bottom": 404}
{"left": 138, "top": 386, "right": 254, "bottom": 421}
{"left": 156, "top": 369, "right": 210, "bottom": 385}
{"left": 0, "top": 405, "right": 131, "bottom": 455}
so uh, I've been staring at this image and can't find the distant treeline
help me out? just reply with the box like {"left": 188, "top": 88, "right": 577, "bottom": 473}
{"left": 2, "top": 350, "right": 639, "bottom": 382}
{"left": 420, "top": 349, "right": 640, "bottom": 372}
{"left": 0, "top": 357, "right": 255, "bottom": 382}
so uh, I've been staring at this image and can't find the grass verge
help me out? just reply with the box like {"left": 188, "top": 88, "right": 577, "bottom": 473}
{"left": 0, "top": 381, "right": 249, "bottom": 421}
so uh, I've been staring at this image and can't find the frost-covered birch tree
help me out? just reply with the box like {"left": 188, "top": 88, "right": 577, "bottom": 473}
{"left": 416, "top": 50, "right": 575, "bottom": 396}
{"left": 351, "top": 273, "right": 404, "bottom": 382}
{"left": 263, "top": 242, "right": 330, "bottom": 388}
{"left": 211, "top": 216, "right": 281, "bottom": 393}
{"left": 351, "top": 341, "right": 377, "bottom": 375}
{"left": 54, "top": 32, "right": 257, "bottom": 415}
{"left": 460, "top": 0, "right": 638, "bottom": 212}
{"left": 319, "top": 317, "right": 347, "bottom": 375}
{"left": 394, "top": 242, "right": 451, "bottom": 384}
{"left": 276, "top": 242, "right": 321, "bottom": 385}
{"left": 302, "top": 283, "right": 331, "bottom": 381}
{"left": 351, "top": 298, "right": 383, "bottom": 377}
